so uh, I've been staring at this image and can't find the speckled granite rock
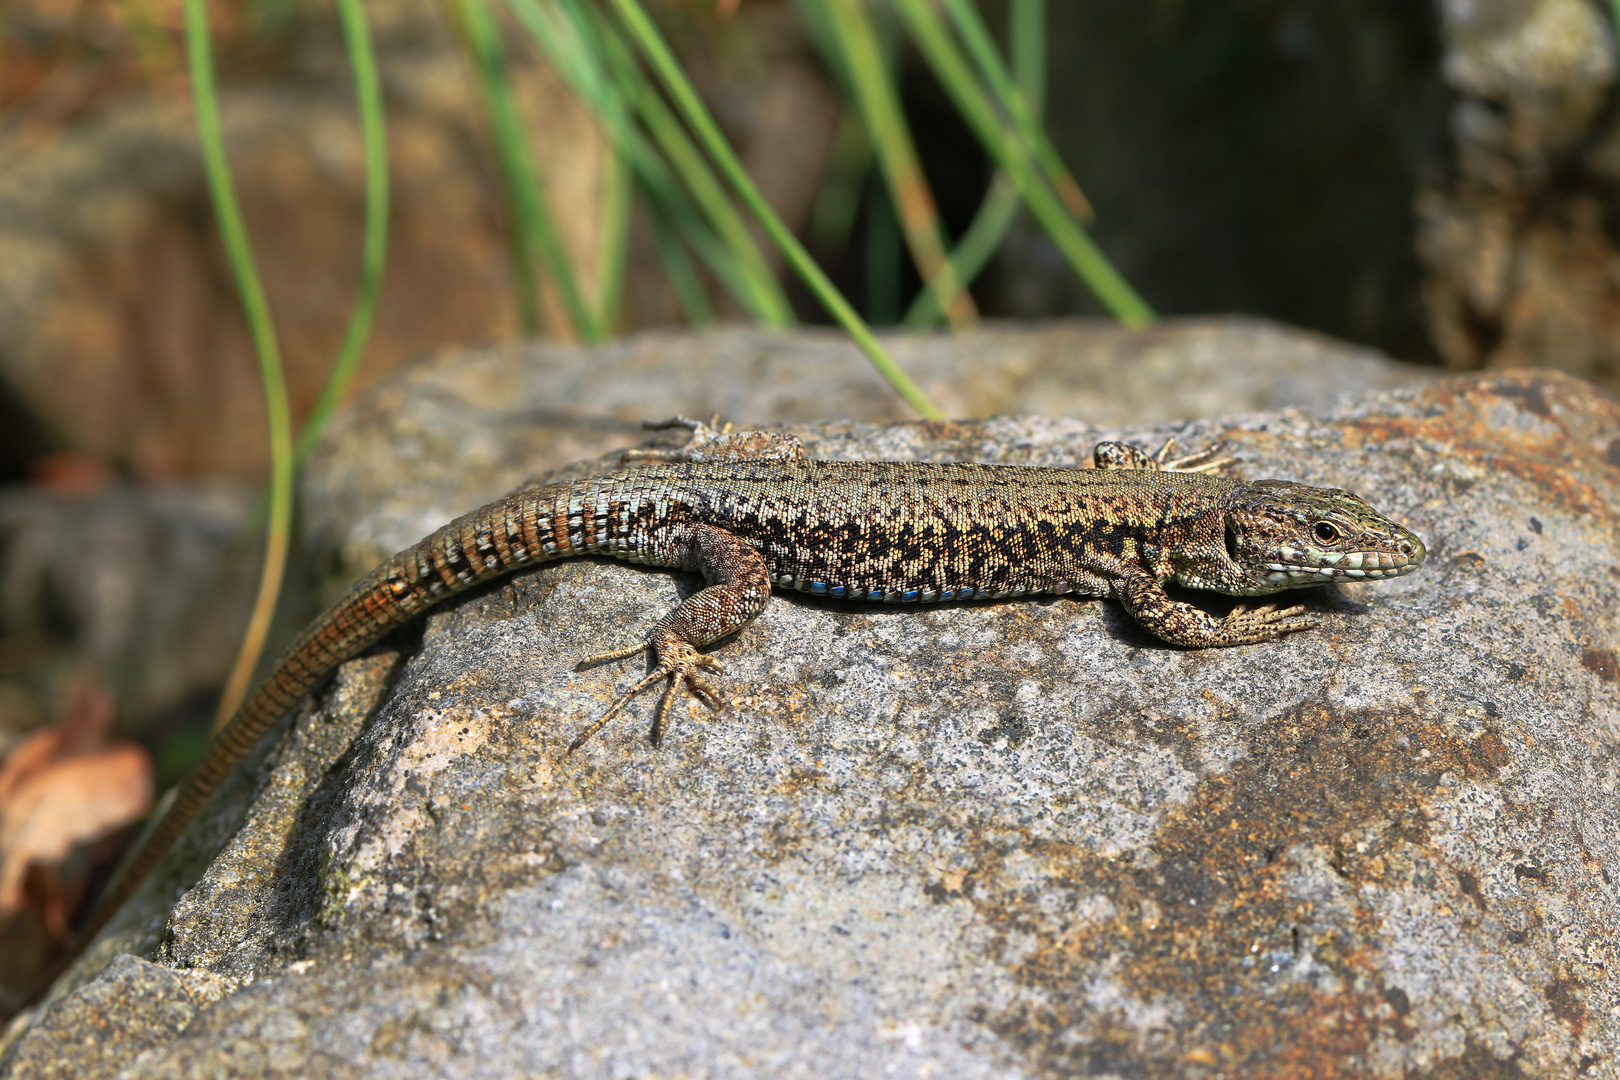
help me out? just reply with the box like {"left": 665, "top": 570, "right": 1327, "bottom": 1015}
{"left": 9, "top": 369, "right": 1619, "bottom": 1079}
{"left": 0, "top": 955, "right": 234, "bottom": 1080}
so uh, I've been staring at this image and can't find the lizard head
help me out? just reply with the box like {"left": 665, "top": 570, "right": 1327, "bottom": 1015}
{"left": 1192, "top": 479, "right": 1426, "bottom": 594}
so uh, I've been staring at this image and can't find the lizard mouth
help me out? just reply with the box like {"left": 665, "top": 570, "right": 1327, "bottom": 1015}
{"left": 1259, "top": 543, "right": 1425, "bottom": 583}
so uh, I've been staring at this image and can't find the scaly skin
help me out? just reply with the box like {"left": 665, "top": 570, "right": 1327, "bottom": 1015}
{"left": 58, "top": 421, "right": 1424, "bottom": 988}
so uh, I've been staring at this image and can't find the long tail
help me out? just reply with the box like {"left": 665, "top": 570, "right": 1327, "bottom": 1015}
{"left": 55, "top": 478, "right": 600, "bottom": 986}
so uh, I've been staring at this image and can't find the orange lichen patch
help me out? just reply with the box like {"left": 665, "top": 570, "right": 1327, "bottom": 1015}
{"left": 1342, "top": 372, "right": 1619, "bottom": 521}
{"left": 1336, "top": 428, "right": 1367, "bottom": 450}
{"left": 1468, "top": 456, "right": 1613, "bottom": 521}
{"left": 969, "top": 704, "right": 1519, "bottom": 1075}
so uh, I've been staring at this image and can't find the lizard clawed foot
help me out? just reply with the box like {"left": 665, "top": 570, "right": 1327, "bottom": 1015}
{"left": 569, "top": 631, "right": 724, "bottom": 752}
{"left": 1221, "top": 601, "right": 1317, "bottom": 641}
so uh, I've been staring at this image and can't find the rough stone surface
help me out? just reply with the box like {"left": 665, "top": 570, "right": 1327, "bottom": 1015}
{"left": 8, "top": 368, "right": 1618, "bottom": 1079}
{"left": 0, "top": 955, "right": 234, "bottom": 1080}
{"left": 301, "top": 318, "right": 1427, "bottom": 578}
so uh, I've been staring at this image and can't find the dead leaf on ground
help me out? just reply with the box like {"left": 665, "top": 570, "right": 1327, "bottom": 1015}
{"left": 0, "top": 676, "right": 152, "bottom": 922}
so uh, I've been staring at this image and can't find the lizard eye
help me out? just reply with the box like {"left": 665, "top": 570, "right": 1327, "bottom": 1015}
{"left": 1313, "top": 521, "right": 1340, "bottom": 544}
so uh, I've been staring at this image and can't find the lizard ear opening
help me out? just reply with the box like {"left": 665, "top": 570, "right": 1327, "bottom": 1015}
{"left": 1225, "top": 521, "right": 1242, "bottom": 561}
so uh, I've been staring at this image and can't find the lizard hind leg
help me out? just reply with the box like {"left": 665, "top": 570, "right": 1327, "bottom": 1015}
{"left": 568, "top": 524, "right": 771, "bottom": 752}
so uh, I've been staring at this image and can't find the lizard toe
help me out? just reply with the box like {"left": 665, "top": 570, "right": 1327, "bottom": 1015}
{"left": 1213, "top": 602, "right": 1317, "bottom": 643}
{"left": 576, "top": 640, "right": 649, "bottom": 671}
{"left": 649, "top": 658, "right": 725, "bottom": 744}
{"left": 684, "top": 671, "right": 723, "bottom": 711}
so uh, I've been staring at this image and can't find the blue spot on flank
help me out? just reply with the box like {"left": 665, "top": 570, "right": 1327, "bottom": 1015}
{"left": 939, "top": 589, "right": 956, "bottom": 600}
{"left": 810, "top": 581, "right": 828, "bottom": 595}
{"left": 829, "top": 585, "right": 847, "bottom": 598}
{"left": 902, "top": 590, "right": 920, "bottom": 602}
{"left": 868, "top": 589, "right": 884, "bottom": 601}
{"left": 958, "top": 587, "right": 974, "bottom": 599}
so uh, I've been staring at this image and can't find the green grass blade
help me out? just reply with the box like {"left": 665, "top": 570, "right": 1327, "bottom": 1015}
{"left": 504, "top": 0, "right": 690, "bottom": 229}
{"left": 585, "top": 4, "right": 794, "bottom": 326}
{"left": 648, "top": 202, "right": 716, "bottom": 324}
{"left": 505, "top": 0, "right": 611, "bottom": 113}
{"left": 652, "top": 181, "right": 787, "bottom": 318}
{"left": 822, "top": 0, "right": 975, "bottom": 328}
{"left": 938, "top": 0, "right": 1090, "bottom": 220}
{"left": 184, "top": 0, "right": 294, "bottom": 730}
{"left": 903, "top": 0, "right": 1042, "bottom": 328}
{"left": 595, "top": 140, "right": 630, "bottom": 332}
{"left": 607, "top": 0, "right": 943, "bottom": 419}
{"left": 294, "top": 0, "right": 390, "bottom": 463}
{"left": 808, "top": 107, "right": 873, "bottom": 250}
{"left": 499, "top": 1, "right": 624, "bottom": 331}
{"left": 892, "top": 0, "right": 1152, "bottom": 327}
{"left": 507, "top": 0, "right": 662, "bottom": 193}
{"left": 627, "top": 77, "right": 794, "bottom": 325}
{"left": 506, "top": 0, "right": 792, "bottom": 326}
{"left": 448, "top": 0, "right": 540, "bottom": 333}
{"left": 451, "top": 0, "right": 600, "bottom": 341}
{"left": 1009, "top": 0, "right": 1045, "bottom": 108}
{"left": 903, "top": 173, "right": 1018, "bottom": 327}
{"left": 865, "top": 171, "right": 902, "bottom": 324}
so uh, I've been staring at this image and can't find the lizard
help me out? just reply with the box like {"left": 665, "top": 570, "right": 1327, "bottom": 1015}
{"left": 55, "top": 418, "right": 1425, "bottom": 990}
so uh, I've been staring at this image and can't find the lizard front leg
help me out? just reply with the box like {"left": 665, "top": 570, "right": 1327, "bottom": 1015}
{"left": 1112, "top": 570, "right": 1316, "bottom": 647}
{"left": 1093, "top": 437, "right": 1232, "bottom": 474}
{"left": 570, "top": 524, "right": 772, "bottom": 750}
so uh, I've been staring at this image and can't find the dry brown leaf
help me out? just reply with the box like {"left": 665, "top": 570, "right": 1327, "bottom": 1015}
{"left": 0, "top": 677, "right": 152, "bottom": 918}
{"left": 0, "top": 746, "right": 152, "bottom": 916}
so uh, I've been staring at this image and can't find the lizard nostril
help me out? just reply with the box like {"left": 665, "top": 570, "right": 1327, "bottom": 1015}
{"left": 1398, "top": 541, "right": 1413, "bottom": 556}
